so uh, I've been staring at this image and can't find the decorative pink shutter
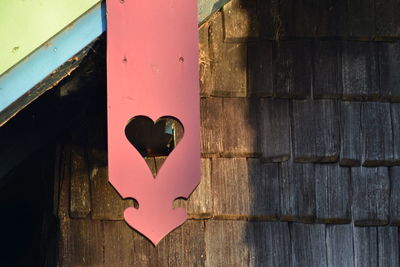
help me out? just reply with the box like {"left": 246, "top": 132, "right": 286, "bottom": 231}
{"left": 106, "top": 0, "right": 200, "bottom": 245}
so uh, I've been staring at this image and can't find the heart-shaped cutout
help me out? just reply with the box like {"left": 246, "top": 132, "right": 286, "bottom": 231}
{"left": 125, "top": 116, "right": 184, "bottom": 177}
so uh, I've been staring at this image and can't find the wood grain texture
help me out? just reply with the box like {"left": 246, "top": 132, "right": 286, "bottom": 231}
{"left": 391, "top": 104, "right": 400, "bottom": 164}
{"left": 209, "top": 12, "right": 247, "bottom": 97}
{"left": 326, "top": 224, "right": 354, "bottom": 267}
{"left": 351, "top": 167, "right": 390, "bottom": 226}
{"left": 274, "top": 40, "right": 312, "bottom": 98}
{"left": 220, "top": 98, "right": 259, "bottom": 156}
{"left": 375, "top": 0, "right": 400, "bottom": 38}
{"left": 293, "top": 0, "right": 319, "bottom": 37}
{"left": 290, "top": 223, "right": 327, "bottom": 267}
{"left": 280, "top": 161, "right": 315, "bottom": 222}
{"left": 277, "top": 0, "right": 295, "bottom": 38}
{"left": 314, "top": 41, "right": 342, "bottom": 99}
{"left": 211, "top": 42, "right": 247, "bottom": 97}
{"left": 216, "top": 42, "right": 248, "bottom": 96}
{"left": 103, "top": 221, "right": 135, "bottom": 267}
{"left": 342, "top": 42, "right": 379, "bottom": 100}
{"left": 347, "top": 0, "right": 375, "bottom": 39}
{"left": 315, "top": 164, "right": 351, "bottom": 223}
{"left": 59, "top": 219, "right": 104, "bottom": 267}
{"left": 57, "top": 145, "right": 71, "bottom": 220}
{"left": 292, "top": 100, "right": 339, "bottom": 162}
{"left": 361, "top": 102, "right": 394, "bottom": 166}
{"left": 89, "top": 149, "right": 133, "bottom": 220}
{"left": 223, "top": 0, "right": 259, "bottom": 41}
{"left": 380, "top": 43, "right": 400, "bottom": 101}
{"left": 317, "top": 0, "right": 347, "bottom": 37}
{"left": 340, "top": 101, "right": 362, "bottom": 166}
{"left": 205, "top": 220, "right": 249, "bottom": 266}
{"left": 248, "top": 222, "right": 291, "bottom": 267}
{"left": 247, "top": 41, "right": 273, "bottom": 97}
{"left": 390, "top": 167, "right": 400, "bottom": 225}
{"left": 258, "top": 98, "right": 290, "bottom": 162}
{"left": 256, "top": 0, "right": 277, "bottom": 39}
{"left": 353, "top": 226, "right": 378, "bottom": 267}
{"left": 69, "top": 146, "right": 91, "bottom": 218}
{"left": 212, "top": 158, "right": 250, "bottom": 217}
{"left": 200, "top": 97, "right": 224, "bottom": 155}
{"left": 199, "top": 23, "right": 212, "bottom": 97}
{"left": 248, "top": 159, "right": 280, "bottom": 219}
{"left": 377, "top": 226, "right": 399, "bottom": 267}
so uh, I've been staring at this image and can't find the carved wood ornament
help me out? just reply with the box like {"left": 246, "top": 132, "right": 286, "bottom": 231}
{"left": 106, "top": 0, "right": 200, "bottom": 245}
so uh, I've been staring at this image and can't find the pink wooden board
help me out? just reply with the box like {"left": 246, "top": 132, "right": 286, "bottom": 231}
{"left": 106, "top": 0, "right": 200, "bottom": 245}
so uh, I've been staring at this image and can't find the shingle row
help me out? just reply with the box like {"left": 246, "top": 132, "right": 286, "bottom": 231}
{"left": 201, "top": 16, "right": 400, "bottom": 101}
{"left": 63, "top": 141, "right": 400, "bottom": 226}
{"left": 59, "top": 218, "right": 400, "bottom": 267}
{"left": 211, "top": 158, "right": 400, "bottom": 226}
{"left": 201, "top": 97, "right": 400, "bottom": 167}
{"left": 223, "top": 0, "right": 400, "bottom": 40}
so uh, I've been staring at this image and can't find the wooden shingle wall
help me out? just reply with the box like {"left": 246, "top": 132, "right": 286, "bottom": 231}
{"left": 56, "top": 0, "right": 400, "bottom": 266}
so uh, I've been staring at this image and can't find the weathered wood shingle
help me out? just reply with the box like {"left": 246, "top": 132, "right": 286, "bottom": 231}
{"left": 361, "top": 102, "right": 394, "bottom": 166}
{"left": 212, "top": 158, "right": 250, "bottom": 217}
{"left": 315, "top": 164, "right": 351, "bottom": 223}
{"left": 353, "top": 227, "right": 378, "bottom": 267}
{"left": 258, "top": 98, "right": 290, "bottom": 162}
{"left": 391, "top": 104, "right": 400, "bottom": 164}
{"left": 375, "top": 0, "right": 400, "bottom": 38}
{"left": 274, "top": 41, "right": 312, "bottom": 99}
{"left": 103, "top": 221, "right": 135, "bottom": 267}
{"left": 379, "top": 42, "right": 400, "bottom": 101}
{"left": 209, "top": 12, "right": 247, "bottom": 97}
{"left": 248, "top": 222, "right": 291, "bottom": 267}
{"left": 248, "top": 159, "right": 280, "bottom": 219}
{"left": 59, "top": 219, "right": 104, "bottom": 267}
{"left": 290, "top": 223, "right": 327, "bottom": 267}
{"left": 326, "top": 224, "right": 354, "bottom": 267}
{"left": 200, "top": 97, "right": 224, "bottom": 155}
{"left": 340, "top": 101, "right": 362, "bottom": 166}
{"left": 390, "top": 167, "right": 400, "bottom": 225}
{"left": 223, "top": 0, "right": 259, "bottom": 42}
{"left": 317, "top": 0, "right": 347, "bottom": 37}
{"left": 314, "top": 41, "right": 342, "bottom": 99}
{"left": 220, "top": 98, "right": 259, "bottom": 156}
{"left": 247, "top": 41, "right": 273, "bottom": 96}
{"left": 205, "top": 220, "right": 249, "bottom": 266}
{"left": 351, "top": 167, "right": 390, "bottom": 226}
{"left": 292, "top": 100, "right": 339, "bottom": 162}
{"left": 293, "top": 0, "right": 320, "bottom": 37}
{"left": 342, "top": 42, "right": 379, "bottom": 99}
{"left": 280, "top": 161, "right": 315, "bottom": 222}
{"left": 69, "top": 147, "right": 91, "bottom": 218}
{"left": 377, "top": 226, "right": 399, "bottom": 267}
{"left": 347, "top": 0, "right": 375, "bottom": 39}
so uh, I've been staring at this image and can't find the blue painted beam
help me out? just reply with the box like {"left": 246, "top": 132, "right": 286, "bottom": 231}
{"left": 0, "top": 3, "right": 106, "bottom": 114}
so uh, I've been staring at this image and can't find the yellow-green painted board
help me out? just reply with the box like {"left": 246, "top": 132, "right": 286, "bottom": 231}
{"left": 0, "top": 0, "right": 101, "bottom": 76}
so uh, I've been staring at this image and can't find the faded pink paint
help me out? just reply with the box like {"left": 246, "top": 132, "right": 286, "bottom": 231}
{"left": 106, "top": 0, "right": 200, "bottom": 245}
